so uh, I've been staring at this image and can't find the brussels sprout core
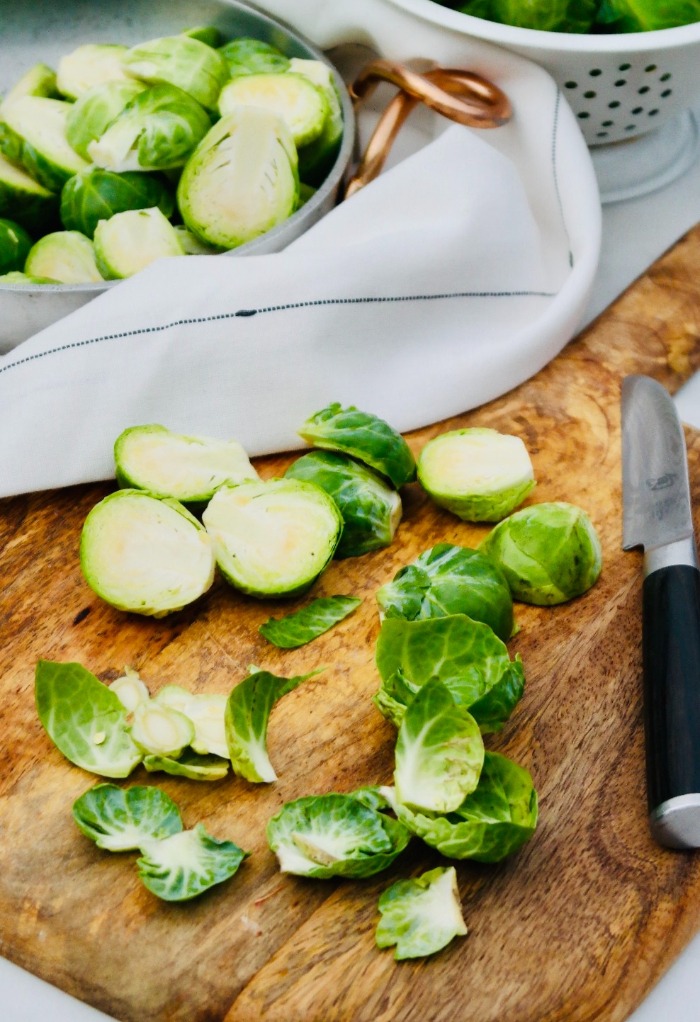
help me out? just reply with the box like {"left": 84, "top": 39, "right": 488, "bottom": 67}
{"left": 418, "top": 427, "right": 535, "bottom": 522}
{"left": 128, "top": 701, "right": 195, "bottom": 758}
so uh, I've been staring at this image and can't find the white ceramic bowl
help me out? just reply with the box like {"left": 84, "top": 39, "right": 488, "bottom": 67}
{"left": 0, "top": 0, "right": 355, "bottom": 352}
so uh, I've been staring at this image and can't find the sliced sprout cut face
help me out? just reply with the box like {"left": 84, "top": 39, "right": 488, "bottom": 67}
{"left": 56, "top": 44, "right": 130, "bottom": 99}
{"left": 93, "top": 206, "right": 184, "bottom": 280}
{"left": 114, "top": 424, "right": 259, "bottom": 503}
{"left": 79, "top": 489, "right": 215, "bottom": 616}
{"left": 109, "top": 667, "right": 150, "bottom": 712}
{"left": 1, "top": 96, "right": 90, "bottom": 191}
{"left": 202, "top": 478, "right": 342, "bottom": 598}
{"left": 376, "top": 866, "right": 467, "bottom": 960}
{"left": 24, "top": 230, "right": 103, "bottom": 284}
{"left": 217, "top": 72, "right": 329, "bottom": 148}
{"left": 127, "top": 700, "right": 195, "bottom": 758}
{"left": 155, "top": 686, "right": 229, "bottom": 759}
{"left": 72, "top": 783, "right": 183, "bottom": 851}
{"left": 137, "top": 823, "right": 248, "bottom": 901}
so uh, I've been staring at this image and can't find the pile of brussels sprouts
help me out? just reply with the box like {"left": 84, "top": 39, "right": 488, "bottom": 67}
{"left": 0, "top": 28, "right": 344, "bottom": 284}
{"left": 434, "top": 0, "right": 700, "bottom": 33}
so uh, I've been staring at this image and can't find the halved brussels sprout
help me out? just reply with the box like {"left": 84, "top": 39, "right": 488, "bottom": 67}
{"left": 72, "top": 783, "right": 183, "bottom": 851}
{"left": 0, "top": 63, "right": 59, "bottom": 114}
{"left": 137, "top": 823, "right": 248, "bottom": 901}
{"left": 0, "top": 217, "right": 33, "bottom": 274}
{"left": 127, "top": 700, "right": 195, "bottom": 758}
{"left": 182, "top": 26, "right": 225, "bottom": 48}
{"left": 0, "top": 152, "right": 58, "bottom": 234}
{"left": 56, "top": 44, "right": 130, "bottom": 99}
{"left": 202, "top": 477, "right": 342, "bottom": 598}
{"left": 60, "top": 168, "right": 174, "bottom": 239}
{"left": 288, "top": 59, "right": 345, "bottom": 186}
{"left": 267, "top": 791, "right": 410, "bottom": 878}
{"left": 218, "top": 72, "right": 328, "bottom": 148}
{"left": 480, "top": 501, "right": 603, "bottom": 605}
{"left": 88, "top": 84, "right": 211, "bottom": 173}
{"left": 218, "top": 37, "right": 290, "bottom": 78}
{"left": 376, "top": 866, "right": 467, "bottom": 960}
{"left": 79, "top": 489, "right": 215, "bottom": 616}
{"left": 176, "top": 107, "right": 298, "bottom": 249}
{"left": 122, "top": 35, "right": 229, "bottom": 112}
{"left": 417, "top": 427, "right": 535, "bottom": 522}
{"left": 65, "top": 80, "right": 146, "bottom": 160}
{"left": 0, "top": 270, "right": 58, "bottom": 285}
{"left": 0, "top": 96, "right": 89, "bottom": 191}
{"left": 285, "top": 450, "right": 402, "bottom": 559}
{"left": 384, "top": 751, "right": 538, "bottom": 863}
{"left": 24, "top": 230, "right": 103, "bottom": 283}
{"left": 376, "top": 542, "right": 514, "bottom": 641}
{"left": 374, "top": 614, "right": 524, "bottom": 733}
{"left": 108, "top": 667, "right": 150, "bottom": 712}
{"left": 155, "top": 685, "right": 228, "bottom": 759}
{"left": 259, "top": 595, "right": 362, "bottom": 649}
{"left": 299, "top": 404, "right": 416, "bottom": 489}
{"left": 93, "top": 206, "right": 184, "bottom": 279}
{"left": 172, "top": 225, "right": 223, "bottom": 255}
{"left": 114, "top": 423, "right": 258, "bottom": 504}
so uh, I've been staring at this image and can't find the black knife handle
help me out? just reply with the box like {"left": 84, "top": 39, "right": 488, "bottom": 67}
{"left": 643, "top": 563, "right": 700, "bottom": 847}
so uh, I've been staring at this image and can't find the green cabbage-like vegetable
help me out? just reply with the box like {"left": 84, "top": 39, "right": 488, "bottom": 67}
{"left": 113, "top": 423, "right": 258, "bottom": 504}
{"left": 375, "top": 614, "right": 525, "bottom": 733}
{"left": 0, "top": 63, "right": 59, "bottom": 114}
{"left": 218, "top": 72, "right": 329, "bottom": 148}
{"left": 267, "top": 791, "right": 410, "bottom": 878}
{"left": 127, "top": 700, "right": 195, "bottom": 758}
{"left": 93, "top": 206, "right": 184, "bottom": 279}
{"left": 596, "top": 0, "right": 700, "bottom": 31}
{"left": 259, "top": 595, "right": 362, "bottom": 649}
{"left": 202, "top": 477, "right": 342, "bottom": 598}
{"left": 143, "top": 749, "right": 230, "bottom": 781}
{"left": 453, "top": 0, "right": 597, "bottom": 31}
{"left": 393, "top": 679, "right": 484, "bottom": 814}
{"left": 0, "top": 270, "right": 58, "bottom": 284}
{"left": 417, "top": 427, "right": 535, "bottom": 522}
{"left": 299, "top": 404, "right": 416, "bottom": 489}
{"left": 480, "top": 501, "right": 603, "bottom": 605}
{"left": 122, "top": 35, "right": 229, "bottom": 112}
{"left": 72, "top": 783, "right": 183, "bottom": 851}
{"left": 65, "top": 80, "right": 146, "bottom": 160}
{"left": 376, "top": 866, "right": 467, "bottom": 960}
{"left": 137, "top": 823, "right": 248, "bottom": 901}
{"left": 376, "top": 543, "right": 514, "bottom": 641}
{"left": 79, "top": 489, "right": 215, "bottom": 616}
{"left": 289, "top": 59, "right": 345, "bottom": 186}
{"left": 24, "top": 230, "right": 103, "bottom": 283}
{"left": 35, "top": 660, "right": 142, "bottom": 778}
{"left": 384, "top": 751, "right": 538, "bottom": 862}
{"left": 60, "top": 168, "right": 174, "bottom": 239}
{"left": 0, "top": 152, "right": 57, "bottom": 234}
{"left": 218, "top": 37, "right": 290, "bottom": 78}
{"left": 285, "top": 450, "right": 402, "bottom": 558}
{"left": 154, "top": 686, "right": 229, "bottom": 759}
{"left": 56, "top": 44, "right": 130, "bottom": 99}
{"left": 0, "top": 217, "right": 32, "bottom": 274}
{"left": 0, "top": 96, "right": 89, "bottom": 191}
{"left": 108, "top": 667, "right": 150, "bottom": 711}
{"left": 176, "top": 107, "right": 298, "bottom": 249}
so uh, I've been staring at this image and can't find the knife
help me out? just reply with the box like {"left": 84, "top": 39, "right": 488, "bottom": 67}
{"left": 622, "top": 374, "right": 700, "bottom": 849}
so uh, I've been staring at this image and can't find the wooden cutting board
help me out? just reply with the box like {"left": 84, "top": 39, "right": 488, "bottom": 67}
{"left": 1, "top": 225, "right": 700, "bottom": 1022}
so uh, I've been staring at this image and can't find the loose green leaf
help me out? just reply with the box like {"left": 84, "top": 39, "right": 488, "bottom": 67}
{"left": 376, "top": 866, "right": 467, "bottom": 960}
{"left": 394, "top": 679, "right": 484, "bottom": 814}
{"left": 259, "top": 595, "right": 361, "bottom": 649}
{"left": 225, "top": 669, "right": 317, "bottom": 782}
{"left": 137, "top": 823, "right": 248, "bottom": 901}
{"left": 72, "top": 783, "right": 183, "bottom": 851}
{"left": 35, "top": 660, "right": 142, "bottom": 778}
{"left": 374, "top": 614, "right": 525, "bottom": 733}
{"left": 298, "top": 403, "right": 416, "bottom": 488}
{"left": 267, "top": 792, "right": 410, "bottom": 878}
{"left": 143, "top": 750, "right": 229, "bottom": 781}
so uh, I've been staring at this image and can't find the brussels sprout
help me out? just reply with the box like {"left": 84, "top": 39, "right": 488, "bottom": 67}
{"left": 79, "top": 489, "right": 215, "bottom": 616}
{"left": 394, "top": 679, "right": 484, "bottom": 814}
{"left": 0, "top": 270, "right": 58, "bottom": 285}
{"left": 376, "top": 866, "right": 467, "bottom": 960}
{"left": 127, "top": 700, "right": 195, "bottom": 758}
{"left": 155, "top": 686, "right": 229, "bottom": 759}
{"left": 65, "top": 80, "right": 146, "bottom": 160}
{"left": 0, "top": 152, "right": 58, "bottom": 234}
{"left": 56, "top": 43, "right": 130, "bottom": 99}
{"left": 285, "top": 450, "right": 402, "bottom": 559}
{"left": 182, "top": 26, "right": 225, "bottom": 48}
{"left": 0, "top": 63, "right": 59, "bottom": 115}
{"left": 88, "top": 84, "right": 211, "bottom": 173}
{"left": 288, "top": 59, "right": 345, "bottom": 186}
{"left": 225, "top": 669, "right": 316, "bottom": 782}
{"left": 60, "top": 167, "right": 174, "bottom": 239}
{"left": 375, "top": 614, "right": 525, "bottom": 733}
{"left": 596, "top": 0, "right": 700, "bottom": 30}
{"left": 218, "top": 72, "right": 329, "bottom": 148}
{"left": 176, "top": 107, "right": 298, "bottom": 249}
{"left": 108, "top": 666, "right": 150, "bottom": 711}
{"left": 384, "top": 750, "right": 538, "bottom": 863}
{"left": 173, "top": 225, "right": 223, "bottom": 255}
{"left": 137, "top": 823, "right": 248, "bottom": 901}
{"left": 143, "top": 749, "right": 230, "bottom": 781}
{"left": 93, "top": 206, "right": 184, "bottom": 279}
{"left": 202, "top": 477, "right": 342, "bottom": 598}
{"left": 24, "top": 230, "right": 103, "bottom": 283}
{"left": 456, "top": 0, "right": 597, "bottom": 31}
{"left": 259, "top": 595, "right": 362, "bottom": 649}
{"left": 122, "top": 35, "right": 229, "bottom": 112}
{"left": 72, "top": 783, "right": 183, "bottom": 851}
{"left": 417, "top": 427, "right": 535, "bottom": 522}
{"left": 35, "top": 660, "right": 142, "bottom": 778}
{"left": 267, "top": 791, "right": 410, "bottom": 878}
{"left": 113, "top": 423, "right": 258, "bottom": 504}
{"left": 0, "top": 217, "right": 32, "bottom": 274}
{"left": 0, "top": 96, "right": 89, "bottom": 191}
{"left": 480, "top": 501, "right": 603, "bottom": 605}
{"left": 218, "top": 37, "right": 290, "bottom": 78}
{"left": 376, "top": 543, "right": 514, "bottom": 642}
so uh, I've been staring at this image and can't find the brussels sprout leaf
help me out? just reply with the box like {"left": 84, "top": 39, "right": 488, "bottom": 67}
{"left": 137, "top": 823, "right": 248, "bottom": 901}
{"left": 143, "top": 749, "right": 230, "bottom": 781}
{"left": 376, "top": 866, "right": 467, "bottom": 960}
{"left": 259, "top": 595, "right": 362, "bottom": 649}
{"left": 72, "top": 783, "right": 183, "bottom": 851}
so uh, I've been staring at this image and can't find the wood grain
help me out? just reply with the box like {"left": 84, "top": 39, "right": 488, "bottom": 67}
{"left": 1, "top": 225, "right": 700, "bottom": 1022}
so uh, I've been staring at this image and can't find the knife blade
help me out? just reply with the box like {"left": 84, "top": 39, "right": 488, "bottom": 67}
{"left": 622, "top": 374, "right": 700, "bottom": 849}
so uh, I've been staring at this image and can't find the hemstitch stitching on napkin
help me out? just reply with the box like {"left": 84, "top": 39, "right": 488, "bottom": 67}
{"left": 0, "top": 288, "right": 557, "bottom": 376}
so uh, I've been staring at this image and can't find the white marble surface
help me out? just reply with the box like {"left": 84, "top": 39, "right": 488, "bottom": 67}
{"left": 3, "top": 103, "right": 700, "bottom": 1022}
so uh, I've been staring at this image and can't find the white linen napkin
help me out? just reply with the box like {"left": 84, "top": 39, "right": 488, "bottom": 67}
{"left": 0, "top": 46, "right": 600, "bottom": 499}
